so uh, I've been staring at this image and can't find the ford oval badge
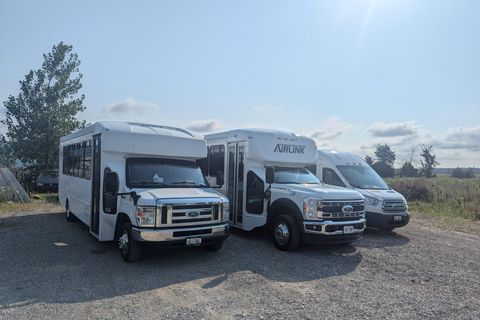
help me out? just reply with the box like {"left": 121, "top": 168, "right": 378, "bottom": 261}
{"left": 342, "top": 205, "right": 354, "bottom": 214}
{"left": 186, "top": 210, "right": 200, "bottom": 217}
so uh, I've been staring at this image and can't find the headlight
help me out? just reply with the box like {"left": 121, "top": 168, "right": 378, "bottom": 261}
{"left": 136, "top": 206, "right": 155, "bottom": 227}
{"left": 304, "top": 197, "right": 322, "bottom": 220}
{"left": 364, "top": 196, "right": 379, "bottom": 206}
{"left": 222, "top": 202, "right": 230, "bottom": 222}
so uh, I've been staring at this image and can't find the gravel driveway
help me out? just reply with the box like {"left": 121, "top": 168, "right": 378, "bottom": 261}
{"left": 1, "top": 205, "right": 479, "bottom": 320}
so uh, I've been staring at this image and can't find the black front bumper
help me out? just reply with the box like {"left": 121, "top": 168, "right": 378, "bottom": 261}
{"left": 366, "top": 211, "right": 410, "bottom": 230}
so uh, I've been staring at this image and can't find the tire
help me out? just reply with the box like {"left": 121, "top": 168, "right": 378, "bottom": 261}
{"left": 66, "top": 202, "right": 77, "bottom": 222}
{"left": 272, "top": 214, "right": 300, "bottom": 251}
{"left": 118, "top": 222, "right": 141, "bottom": 262}
{"left": 205, "top": 241, "right": 223, "bottom": 252}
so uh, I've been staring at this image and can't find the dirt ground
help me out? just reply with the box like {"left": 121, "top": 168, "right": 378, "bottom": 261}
{"left": 0, "top": 205, "right": 479, "bottom": 320}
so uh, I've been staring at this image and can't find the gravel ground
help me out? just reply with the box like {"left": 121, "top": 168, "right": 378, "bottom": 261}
{"left": 0, "top": 205, "right": 479, "bottom": 320}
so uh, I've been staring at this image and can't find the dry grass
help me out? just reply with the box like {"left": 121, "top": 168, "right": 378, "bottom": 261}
{"left": 386, "top": 176, "right": 480, "bottom": 221}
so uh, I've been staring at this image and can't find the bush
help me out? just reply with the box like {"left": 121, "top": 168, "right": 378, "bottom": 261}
{"left": 399, "top": 161, "right": 418, "bottom": 177}
{"left": 371, "top": 162, "right": 395, "bottom": 178}
{"left": 464, "top": 168, "right": 475, "bottom": 179}
{"left": 451, "top": 168, "right": 465, "bottom": 179}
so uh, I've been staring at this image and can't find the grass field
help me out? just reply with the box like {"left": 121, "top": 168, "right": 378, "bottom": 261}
{"left": 386, "top": 175, "right": 480, "bottom": 222}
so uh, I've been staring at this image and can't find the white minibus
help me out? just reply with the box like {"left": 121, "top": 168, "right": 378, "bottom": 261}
{"left": 202, "top": 129, "right": 366, "bottom": 251}
{"left": 59, "top": 121, "right": 229, "bottom": 262}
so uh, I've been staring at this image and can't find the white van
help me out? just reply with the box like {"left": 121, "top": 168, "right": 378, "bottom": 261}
{"left": 59, "top": 121, "right": 230, "bottom": 262}
{"left": 202, "top": 129, "right": 366, "bottom": 251}
{"left": 316, "top": 149, "right": 409, "bottom": 231}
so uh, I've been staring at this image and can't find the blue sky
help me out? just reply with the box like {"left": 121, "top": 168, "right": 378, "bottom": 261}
{"left": 1, "top": 0, "right": 479, "bottom": 168}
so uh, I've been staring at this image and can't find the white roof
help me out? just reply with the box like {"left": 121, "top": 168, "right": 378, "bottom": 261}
{"left": 61, "top": 121, "right": 207, "bottom": 160}
{"left": 206, "top": 128, "right": 318, "bottom": 165}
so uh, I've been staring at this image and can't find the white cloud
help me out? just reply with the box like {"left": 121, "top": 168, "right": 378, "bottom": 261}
{"left": 308, "top": 117, "right": 356, "bottom": 141}
{"left": 99, "top": 98, "right": 160, "bottom": 119}
{"left": 434, "top": 125, "right": 480, "bottom": 151}
{"left": 252, "top": 103, "right": 283, "bottom": 113}
{"left": 365, "top": 121, "right": 419, "bottom": 138}
{"left": 186, "top": 119, "right": 224, "bottom": 133}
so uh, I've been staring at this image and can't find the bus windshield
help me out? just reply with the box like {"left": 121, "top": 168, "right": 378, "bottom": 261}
{"left": 126, "top": 158, "right": 209, "bottom": 188}
{"left": 274, "top": 167, "right": 321, "bottom": 184}
{"left": 337, "top": 165, "right": 389, "bottom": 190}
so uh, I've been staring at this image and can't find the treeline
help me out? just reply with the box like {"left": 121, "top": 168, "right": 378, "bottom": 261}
{"left": 366, "top": 143, "right": 476, "bottom": 180}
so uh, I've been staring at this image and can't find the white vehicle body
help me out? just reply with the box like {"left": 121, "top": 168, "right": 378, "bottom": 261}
{"left": 316, "top": 149, "right": 409, "bottom": 230}
{"left": 203, "top": 129, "right": 366, "bottom": 251}
{"left": 59, "top": 121, "right": 229, "bottom": 262}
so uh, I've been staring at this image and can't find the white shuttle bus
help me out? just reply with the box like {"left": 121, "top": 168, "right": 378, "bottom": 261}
{"left": 316, "top": 149, "right": 409, "bottom": 231}
{"left": 59, "top": 121, "right": 230, "bottom": 262}
{"left": 202, "top": 129, "right": 366, "bottom": 251}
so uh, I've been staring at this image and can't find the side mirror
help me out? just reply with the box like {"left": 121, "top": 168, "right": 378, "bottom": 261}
{"left": 105, "top": 171, "right": 119, "bottom": 194}
{"left": 266, "top": 167, "right": 274, "bottom": 184}
{"left": 216, "top": 171, "right": 224, "bottom": 186}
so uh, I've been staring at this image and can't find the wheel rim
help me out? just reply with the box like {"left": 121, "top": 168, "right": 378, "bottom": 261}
{"left": 118, "top": 230, "right": 129, "bottom": 255}
{"left": 275, "top": 221, "right": 290, "bottom": 245}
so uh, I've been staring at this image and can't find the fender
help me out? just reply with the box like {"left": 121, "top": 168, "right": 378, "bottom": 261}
{"left": 267, "top": 198, "right": 304, "bottom": 225}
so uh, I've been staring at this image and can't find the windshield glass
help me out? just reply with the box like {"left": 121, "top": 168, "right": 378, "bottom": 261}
{"left": 126, "top": 158, "right": 209, "bottom": 188}
{"left": 273, "top": 167, "right": 321, "bottom": 184}
{"left": 337, "top": 165, "right": 389, "bottom": 190}
{"left": 38, "top": 171, "right": 59, "bottom": 180}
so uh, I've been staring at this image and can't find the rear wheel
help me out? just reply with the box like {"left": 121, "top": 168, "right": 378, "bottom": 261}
{"left": 272, "top": 215, "right": 300, "bottom": 251}
{"left": 118, "top": 222, "right": 141, "bottom": 262}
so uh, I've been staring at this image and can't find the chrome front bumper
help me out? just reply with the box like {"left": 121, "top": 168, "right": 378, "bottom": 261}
{"left": 303, "top": 218, "right": 366, "bottom": 235}
{"left": 132, "top": 223, "right": 230, "bottom": 242}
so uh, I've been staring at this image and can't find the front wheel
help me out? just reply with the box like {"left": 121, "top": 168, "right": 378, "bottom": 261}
{"left": 272, "top": 215, "right": 300, "bottom": 251}
{"left": 118, "top": 222, "right": 141, "bottom": 262}
{"left": 65, "top": 203, "right": 77, "bottom": 222}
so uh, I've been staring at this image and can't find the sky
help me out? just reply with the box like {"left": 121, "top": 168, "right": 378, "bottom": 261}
{"left": 0, "top": 0, "right": 479, "bottom": 168}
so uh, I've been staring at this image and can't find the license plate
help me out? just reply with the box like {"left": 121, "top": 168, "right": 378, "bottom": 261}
{"left": 343, "top": 226, "right": 354, "bottom": 234}
{"left": 186, "top": 237, "right": 202, "bottom": 246}
{"left": 394, "top": 216, "right": 402, "bottom": 221}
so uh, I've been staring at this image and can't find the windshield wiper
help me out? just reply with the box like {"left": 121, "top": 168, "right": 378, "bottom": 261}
{"left": 170, "top": 181, "right": 204, "bottom": 188}
{"left": 350, "top": 184, "right": 365, "bottom": 189}
{"left": 130, "top": 181, "right": 169, "bottom": 187}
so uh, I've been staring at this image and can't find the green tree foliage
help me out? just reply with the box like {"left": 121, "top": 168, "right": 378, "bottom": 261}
{"left": 464, "top": 168, "right": 475, "bottom": 179}
{"left": 0, "top": 141, "right": 16, "bottom": 168}
{"left": 370, "top": 143, "right": 396, "bottom": 178}
{"left": 364, "top": 155, "right": 374, "bottom": 166}
{"left": 1, "top": 42, "right": 86, "bottom": 174}
{"left": 451, "top": 167, "right": 465, "bottom": 179}
{"left": 371, "top": 162, "right": 395, "bottom": 178}
{"left": 374, "top": 143, "right": 396, "bottom": 167}
{"left": 400, "top": 161, "right": 418, "bottom": 177}
{"left": 419, "top": 145, "right": 440, "bottom": 178}
{"left": 452, "top": 167, "right": 476, "bottom": 179}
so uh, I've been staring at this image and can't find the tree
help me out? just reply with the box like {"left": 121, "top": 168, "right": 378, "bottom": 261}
{"left": 370, "top": 143, "right": 396, "bottom": 178}
{"left": 419, "top": 145, "right": 439, "bottom": 178}
{"left": 0, "top": 141, "right": 16, "bottom": 168}
{"left": 1, "top": 42, "right": 86, "bottom": 175}
{"left": 364, "top": 155, "right": 374, "bottom": 166}
{"left": 374, "top": 143, "right": 396, "bottom": 167}
{"left": 399, "top": 161, "right": 418, "bottom": 177}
